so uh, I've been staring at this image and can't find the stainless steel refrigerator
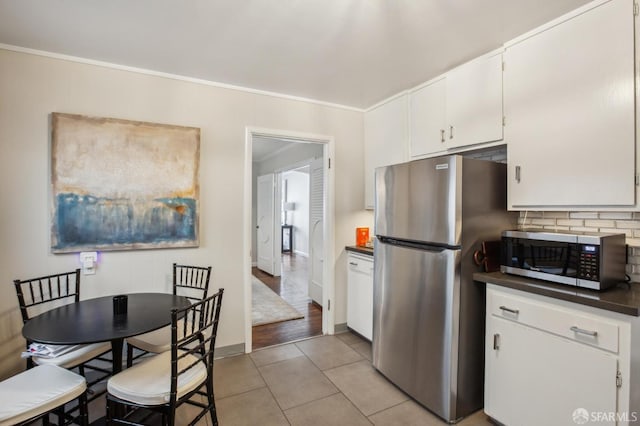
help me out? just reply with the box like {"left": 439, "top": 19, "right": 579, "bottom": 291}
{"left": 372, "top": 154, "right": 517, "bottom": 423}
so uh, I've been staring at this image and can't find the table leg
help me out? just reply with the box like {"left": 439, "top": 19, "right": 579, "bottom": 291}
{"left": 111, "top": 338, "right": 124, "bottom": 374}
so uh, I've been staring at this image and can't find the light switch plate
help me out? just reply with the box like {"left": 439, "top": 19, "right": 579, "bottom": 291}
{"left": 79, "top": 251, "right": 98, "bottom": 275}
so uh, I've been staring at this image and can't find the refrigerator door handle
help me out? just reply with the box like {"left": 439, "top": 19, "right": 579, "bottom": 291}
{"left": 378, "top": 236, "right": 459, "bottom": 252}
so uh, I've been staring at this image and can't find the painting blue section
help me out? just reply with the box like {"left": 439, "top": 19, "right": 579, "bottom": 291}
{"left": 54, "top": 193, "right": 197, "bottom": 250}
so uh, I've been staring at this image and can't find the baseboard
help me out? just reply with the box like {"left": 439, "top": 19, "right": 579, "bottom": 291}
{"left": 309, "top": 281, "right": 322, "bottom": 305}
{"left": 214, "top": 343, "right": 245, "bottom": 359}
{"left": 251, "top": 261, "right": 257, "bottom": 267}
{"left": 334, "top": 322, "right": 349, "bottom": 333}
{"left": 293, "top": 250, "right": 309, "bottom": 257}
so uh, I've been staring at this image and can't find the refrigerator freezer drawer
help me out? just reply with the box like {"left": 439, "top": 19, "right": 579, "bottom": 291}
{"left": 372, "top": 239, "right": 461, "bottom": 421}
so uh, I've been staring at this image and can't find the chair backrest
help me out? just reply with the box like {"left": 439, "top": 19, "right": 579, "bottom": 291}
{"left": 173, "top": 263, "right": 211, "bottom": 303}
{"left": 14, "top": 269, "right": 81, "bottom": 324}
{"left": 169, "top": 288, "right": 224, "bottom": 405}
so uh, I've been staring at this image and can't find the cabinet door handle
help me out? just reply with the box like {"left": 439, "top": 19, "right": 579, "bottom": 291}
{"left": 499, "top": 305, "right": 519, "bottom": 315}
{"left": 570, "top": 326, "right": 598, "bottom": 337}
{"left": 515, "top": 165, "right": 521, "bottom": 183}
{"left": 493, "top": 333, "right": 500, "bottom": 350}
{"left": 449, "top": 125, "right": 454, "bottom": 139}
{"left": 349, "top": 262, "right": 358, "bottom": 266}
{"left": 440, "top": 129, "right": 445, "bottom": 143}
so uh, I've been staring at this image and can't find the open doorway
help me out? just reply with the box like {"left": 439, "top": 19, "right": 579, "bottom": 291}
{"left": 254, "top": 163, "right": 320, "bottom": 349}
{"left": 246, "top": 131, "right": 333, "bottom": 351}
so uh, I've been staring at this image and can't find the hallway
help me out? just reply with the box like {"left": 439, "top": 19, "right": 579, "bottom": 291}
{"left": 252, "top": 254, "right": 322, "bottom": 349}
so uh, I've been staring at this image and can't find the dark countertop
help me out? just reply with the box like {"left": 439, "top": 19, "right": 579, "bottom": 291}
{"left": 474, "top": 271, "right": 640, "bottom": 317}
{"left": 346, "top": 245, "right": 374, "bottom": 256}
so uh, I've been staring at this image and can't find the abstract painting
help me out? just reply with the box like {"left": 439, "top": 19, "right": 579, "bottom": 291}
{"left": 50, "top": 113, "right": 200, "bottom": 253}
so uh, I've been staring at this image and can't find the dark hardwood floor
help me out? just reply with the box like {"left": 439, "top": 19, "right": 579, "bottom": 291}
{"left": 252, "top": 254, "right": 322, "bottom": 349}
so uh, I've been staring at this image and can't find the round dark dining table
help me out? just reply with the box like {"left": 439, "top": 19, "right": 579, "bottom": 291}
{"left": 22, "top": 293, "right": 191, "bottom": 374}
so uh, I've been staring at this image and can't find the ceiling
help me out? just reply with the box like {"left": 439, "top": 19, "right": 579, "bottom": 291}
{"left": 252, "top": 136, "right": 298, "bottom": 162}
{"left": 0, "top": 0, "right": 591, "bottom": 109}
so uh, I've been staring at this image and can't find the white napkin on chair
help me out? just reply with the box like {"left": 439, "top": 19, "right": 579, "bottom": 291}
{"left": 21, "top": 343, "right": 84, "bottom": 359}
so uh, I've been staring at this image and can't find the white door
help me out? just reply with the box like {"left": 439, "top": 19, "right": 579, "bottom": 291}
{"left": 257, "top": 173, "right": 275, "bottom": 275}
{"left": 308, "top": 158, "right": 324, "bottom": 305}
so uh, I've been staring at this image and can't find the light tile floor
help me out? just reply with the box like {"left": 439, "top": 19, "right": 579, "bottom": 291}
{"left": 213, "top": 332, "right": 494, "bottom": 426}
{"left": 82, "top": 332, "right": 494, "bottom": 425}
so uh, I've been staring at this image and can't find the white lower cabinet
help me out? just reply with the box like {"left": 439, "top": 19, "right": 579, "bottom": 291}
{"left": 485, "top": 284, "right": 634, "bottom": 426}
{"left": 486, "top": 315, "right": 618, "bottom": 426}
{"left": 347, "top": 252, "right": 373, "bottom": 340}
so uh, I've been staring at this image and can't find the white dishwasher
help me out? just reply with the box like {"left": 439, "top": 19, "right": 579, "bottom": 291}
{"left": 347, "top": 252, "right": 373, "bottom": 340}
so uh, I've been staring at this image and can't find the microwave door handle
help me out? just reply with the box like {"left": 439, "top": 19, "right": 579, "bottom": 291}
{"left": 562, "top": 246, "right": 570, "bottom": 275}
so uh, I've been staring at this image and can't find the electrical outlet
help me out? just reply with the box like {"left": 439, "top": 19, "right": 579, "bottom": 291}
{"left": 79, "top": 252, "right": 98, "bottom": 275}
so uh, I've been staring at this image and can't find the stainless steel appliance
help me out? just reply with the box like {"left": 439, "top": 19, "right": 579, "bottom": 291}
{"left": 501, "top": 229, "right": 626, "bottom": 290}
{"left": 373, "top": 155, "right": 517, "bottom": 423}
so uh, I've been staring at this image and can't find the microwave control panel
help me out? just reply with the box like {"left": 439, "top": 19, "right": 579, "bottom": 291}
{"left": 577, "top": 244, "right": 599, "bottom": 281}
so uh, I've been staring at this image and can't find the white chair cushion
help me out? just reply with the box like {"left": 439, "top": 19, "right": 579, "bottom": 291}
{"left": 0, "top": 364, "right": 86, "bottom": 426}
{"left": 127, "top": 319, "right": 208, "bottom": 354}
{"left": 33, "top": 341, "right": 112, "bottom": 369}
{"left": 127, "top": 325, "right": 172, "bottom": 354}
{"left": 107, "top": 351, "right": 207, "bottom": 406}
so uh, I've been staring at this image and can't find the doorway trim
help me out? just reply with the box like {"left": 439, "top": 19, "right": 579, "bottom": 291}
{"left": 243, "top": 126, "right": 335, "bottom": 353}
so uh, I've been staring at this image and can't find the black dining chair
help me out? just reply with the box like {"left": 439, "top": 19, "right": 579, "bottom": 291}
{"left": 106, "top": 288, "right": 224, "bottom": 426}
{"left": 126, "top": 263, "right": 212, "bottom": 367}
{"left": 14, "top": 269, "right": 112, "bottom": 402}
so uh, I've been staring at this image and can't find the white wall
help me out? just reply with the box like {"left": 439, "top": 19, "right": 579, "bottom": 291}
{"left": 0, "top": 48, "right": 365, "bottom": 379}
{"left": 283, "top": 168, "right": 310, "bottom": 256}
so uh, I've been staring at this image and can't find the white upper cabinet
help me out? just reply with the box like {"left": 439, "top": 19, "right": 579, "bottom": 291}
{"left": 506, "top": 0, "right": 635, "bottom": 209}
{"left": 409, "top": 78, "right": 447, "bottom": 158}
{"left": 364, "top": 94, "right": 408, "bottom": 210}
{"left": 409, "top": 51, "right": 503, "bottom": 158}
{"left": 409, "top": 53, "right": 502, "bottom": 158}
{"left": 446, "top": 52, "right": 503, "bottom": 149}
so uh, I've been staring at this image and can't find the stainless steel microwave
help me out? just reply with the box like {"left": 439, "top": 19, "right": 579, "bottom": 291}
{"left": 501, "top": 230, "right": 626, "bottom": 290}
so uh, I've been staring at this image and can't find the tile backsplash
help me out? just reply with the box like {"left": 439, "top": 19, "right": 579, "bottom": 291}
{"left": 457, "top": 145, "right": 640, "bottom": 282}
{"left": 518, "top": 211, "right": 640, "bottom": 282}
